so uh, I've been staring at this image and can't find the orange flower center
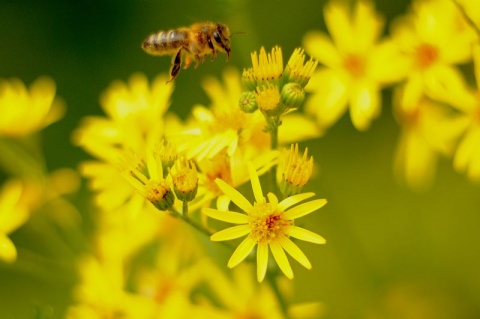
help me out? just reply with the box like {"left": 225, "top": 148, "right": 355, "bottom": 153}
{"left": 343, "top": 54, "right": 366, "bottom": 78}
{"left": 249, "top": 203, "right": 292, "bottom": 244}
{"left": 416, "top": 43, "right": 439, "bottom": 69}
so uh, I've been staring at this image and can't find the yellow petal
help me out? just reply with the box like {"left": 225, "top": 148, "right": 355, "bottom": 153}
{"left": 248, "top": 162, "right": 264, "bottom": 204}
{"left": 270, "top": 241, "right": 293, "bottom": 279}
{"left": 278, "top": 192, "right": 315, "bottom": 211}
{"left": 215, "top": 178, "right": 253, "bottom": 212}
{"left": 305, "top": 70, "right": 349, "bottom": 130}
{"left": 211, "top": 225, "right": 251, "bottom": 241}
{"left": 303, "top": 31, "right": 341, "bottom": 67}
{"left": 0, "top": 233, "right": 17, "bottom": 263}
{"left": 349, "top": 83, "right": 380, "bottom": 131}
{"left": 203, "top": 208, "right": 249, "bottom": 224}
{"left": 228, "top": 236, "right": 256, "bottom": 268}
{"left": 279, "top": 237, "right": 311, "bottom": 269}
{"left": 289, "top": 226, "right": 326, "bottom": 244}
{"left": 257, "top": 243, "right": 269, "bottom": 282}
{"left": 285, "top": 199, "right": 327, "bottom": 220}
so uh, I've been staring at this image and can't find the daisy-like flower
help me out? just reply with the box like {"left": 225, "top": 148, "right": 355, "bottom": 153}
{"left": 393, "top": 83, "right": 464, "bottom": 190}
{"left": 427, "top": 45, "right": 480, "bottom": 181}
{"left": 390, "top": 0, "right": 473, "bottom": 102}
{"left": 303, "top": 0, "right": 408, "bottom": 131}
{"left": 73, "top": 73, "right": 174, "bottom": 213}
{"left": 0, "top": 77, "right": 65, "bottom": 137}
{"left": 203, "top": 163, "right": 327, "bottom": 282}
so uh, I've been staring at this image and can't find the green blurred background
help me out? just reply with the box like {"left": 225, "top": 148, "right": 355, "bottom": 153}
{"left": 1, "top": 0, "right": 480, "bottom": 318}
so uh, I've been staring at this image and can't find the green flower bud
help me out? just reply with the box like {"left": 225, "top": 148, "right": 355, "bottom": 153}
{"left": 281, "top": 83, "right": 305, "bottom": 109}
{"left": 238, "top": 91, "right": 258, "bottom": 113}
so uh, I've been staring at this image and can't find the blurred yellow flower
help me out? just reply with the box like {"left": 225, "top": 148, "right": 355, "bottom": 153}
{"left": 0, "top": 77, "right": 65, "bottom": 137}
{"left": 201, "top": 262, "right": 325, "bottom": 319}
{"left": 204, "top": 163, "right": 326, "bottom": 282}
{"left": 303, "top": 0, "right": 407, "bottom": 131}
{"left": 73, "top": 73, "right": 174, "bottom": 214}
{"left": 390, "top": 0, "right": 473, "bottom": 101}
{"left": 427, "top": 45, "right": 480, "bottom": 181}
{"left": 74, "top": 73, "right": 173, "bottom": 161}
{"left": 0, "top": 180, "right": 30, "bottom": 263}
{"left": 393, "top": 84, "right": 464, "bottom": 190}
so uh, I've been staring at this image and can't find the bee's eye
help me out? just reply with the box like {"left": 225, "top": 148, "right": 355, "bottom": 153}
{"left": 213, "top": 31, "right": 222, "bottom": 44}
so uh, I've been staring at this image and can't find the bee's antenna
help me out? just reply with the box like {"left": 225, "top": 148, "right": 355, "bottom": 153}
{"left": 230, "top": 31, "right": 247, "bottom": 38}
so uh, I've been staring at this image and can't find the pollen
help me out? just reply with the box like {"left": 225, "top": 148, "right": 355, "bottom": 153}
{"left": 249, "top": 202, "right": 292, "bottom": 244}
{"left": 343, "top": 53, "right": 366, "bottom": 78}
{"left": 416, "top": 43, "right": 439, "bottom": 69}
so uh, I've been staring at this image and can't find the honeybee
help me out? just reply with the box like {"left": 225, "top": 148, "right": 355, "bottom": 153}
{"left": 142, "top": 22, "right": 231, "bottom": 82}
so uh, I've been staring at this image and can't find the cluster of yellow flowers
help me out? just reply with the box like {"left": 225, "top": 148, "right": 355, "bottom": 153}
{"left": 304, "top": 0, "right": 480, "bottom": 189}
{"left": 1, "top": 0, "right": 480, "bottom": 318}
{"left": 69, "top": 42, "right": 327, "bottom": 316}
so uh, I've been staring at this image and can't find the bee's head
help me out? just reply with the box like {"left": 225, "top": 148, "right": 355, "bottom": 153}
{"left": 213, "top": 23, "right": 231, "bottom": 60}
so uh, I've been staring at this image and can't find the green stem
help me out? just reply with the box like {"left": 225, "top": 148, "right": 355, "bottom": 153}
{"left": 266, "top": 272, "right": 290, "bottom": 319}
{"left": 269, "top": 117, "right": 279, "bottom": 194}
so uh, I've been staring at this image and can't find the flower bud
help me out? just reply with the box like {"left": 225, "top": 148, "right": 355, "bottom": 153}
{"left": 242, "top": 68, "right": 257, "bottom": 91}
{"left": 283, "top": 48, "right": 318, "bottom": 87}
{"left": 278, "top": 144, "right": 313, "bottom": 197}
{"left": 170, "top": 157, "right": 198, "bottom": 202}
{"left": 281, "top": 83, "right": 305, "bottom": 109}
{"left": 145, "top": 179, "right": 175, "bottom": 211}
{"left": 238, "top": 91, "right": 258, "bottom": 113}
{"left": 256, "top": 84, "right": 284, "bottom": 116}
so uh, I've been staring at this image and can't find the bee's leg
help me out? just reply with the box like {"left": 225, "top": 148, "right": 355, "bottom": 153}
{"left": 184, "top": 55, "right": 192, "bottom": 69}
{"left": 207, "top": 37, "right": 216, "bottom": 61}
{"left": 193, "top": 54, "right": 202, "bottom": 69}
{"left": 167, "top": 49, "right": 182, "bottom": 83}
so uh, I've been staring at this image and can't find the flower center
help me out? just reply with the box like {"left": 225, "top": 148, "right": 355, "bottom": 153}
{"left": 343, "top": 53, "right": 366, "bottom": 78}
{"left": 213, "top": 107, "right": 247, "bottom": 132}
{"left": 249, "top": 202, "right": 292, "bottom": 244}
{"left": 416, "top": 43, "right": 439, "bottom": 69}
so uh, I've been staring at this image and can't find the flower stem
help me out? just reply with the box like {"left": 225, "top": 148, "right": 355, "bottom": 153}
{"left": 266, "top": 272, "right": 290, "bottom": 319}
{"left": 269, "top": 116, "right": 279, "bottom": 194}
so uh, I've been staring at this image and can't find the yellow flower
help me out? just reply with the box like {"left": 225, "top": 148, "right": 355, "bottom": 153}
{"left": 199, "top": 262, "right": 325, "bottom": 319}
{"left": 393, "top": 84, "right": 464, "bottom": 190}
{"left": 0, "top": 77, "right": 65, "bottom": 137}
{"left": 390, "top": 0, "right": 473, "bottom": 101}
{"left": 204, "top": 163, "right": 327, "bottom": 282}
{"left": 303, "top": 0, "right": 408, "bottom": 131}
{"left": 73, "top": 73, "right": 174, "bottom": 215}
{"left": 278, "top": 144, "right": 314, "bottom": 197}
{"left": 427, "top": 45, "right": 480, "bottom": 181}
{"left": 256, "top": 83, "right": 283, "bottom": 116}
{"left": 121, "top": 147, "right": 175, "bottom": 211}
{"left": 169, "top": 156, "right": 199, "bottom": 202}
{"left": 284, "top": 48, "right": 318, "bottom": 87}
{"left": 0, "top": 180, "right": 30, "bottom": 263}
{"left": 251, "top": 46, "right": 284, "bottom": 83}
{"left": 74, "top": 73, "right": 173, "bottom": 162}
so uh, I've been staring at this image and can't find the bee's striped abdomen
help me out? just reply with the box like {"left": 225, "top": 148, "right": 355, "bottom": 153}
{"left": 142, "top": 29, "right": 189, "bottom": 55}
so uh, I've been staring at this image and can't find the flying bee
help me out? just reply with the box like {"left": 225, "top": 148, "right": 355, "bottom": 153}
{"left": 142, "top": 22, "right": 231, "bottom": 82}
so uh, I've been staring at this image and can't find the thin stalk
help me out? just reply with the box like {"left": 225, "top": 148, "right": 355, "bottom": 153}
{"left": 267, "top": 272, "right": 290, "bottom": 319}
{"left": 269, "top": 118, "right": 279, "bottom": 194}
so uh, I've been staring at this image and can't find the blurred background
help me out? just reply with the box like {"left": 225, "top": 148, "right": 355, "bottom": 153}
{"left": 1, "top": 0, "right": 480, "bottom": 318}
